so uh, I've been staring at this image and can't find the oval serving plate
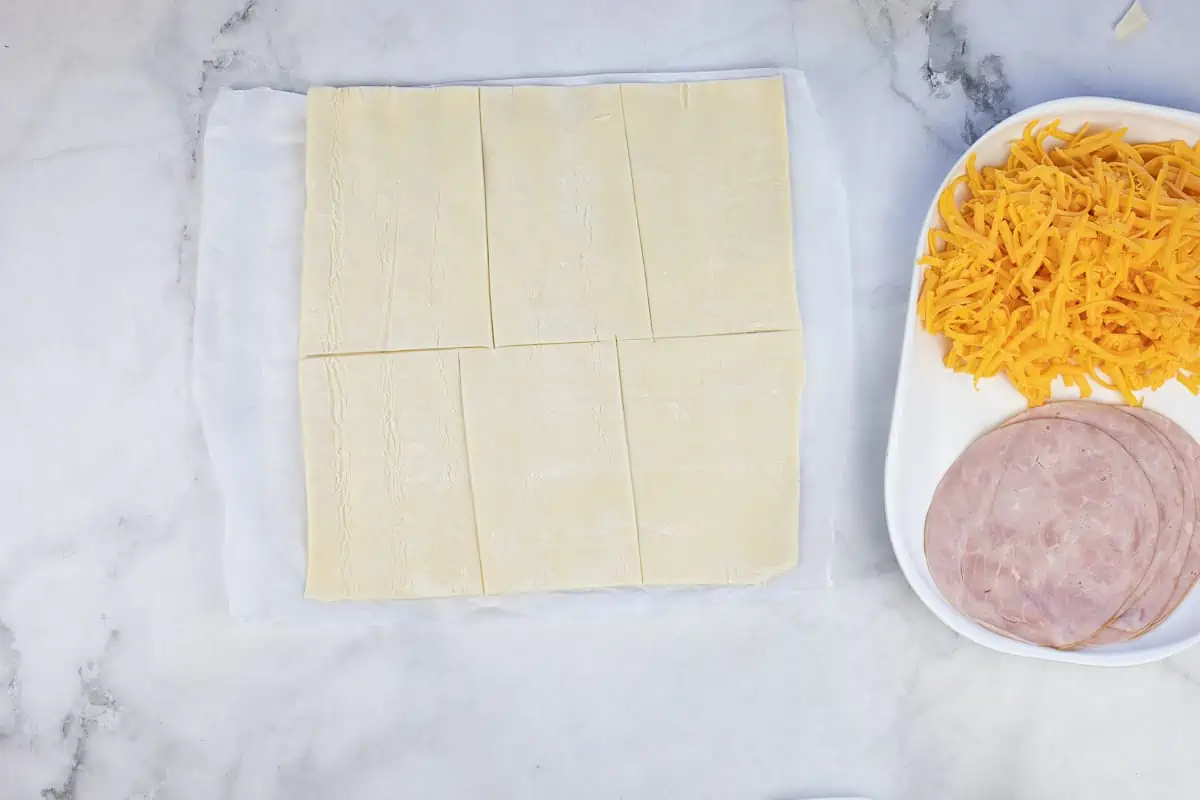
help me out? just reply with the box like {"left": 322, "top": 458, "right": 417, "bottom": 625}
{"left": 885, "top": 96, "right": 1200, "bottom": 666}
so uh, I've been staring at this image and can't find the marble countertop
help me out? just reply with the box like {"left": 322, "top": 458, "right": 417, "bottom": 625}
{"left": 5, "top": 0, "right": 1200, "bottom": 797}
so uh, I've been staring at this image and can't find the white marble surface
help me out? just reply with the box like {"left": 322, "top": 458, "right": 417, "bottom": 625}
{"left": 4, "top": 0, "right": 1200, "bottom": 797}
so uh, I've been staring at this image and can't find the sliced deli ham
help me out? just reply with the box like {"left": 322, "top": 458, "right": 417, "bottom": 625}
{"left": 1005, "top": 402, "right": 1187, "bottom": 637}
{"left": 925, "top": 417, "right": 1160, "bottom": 648}
{"left": 1122, "top": 407, "right": 1200, "bottom": 633}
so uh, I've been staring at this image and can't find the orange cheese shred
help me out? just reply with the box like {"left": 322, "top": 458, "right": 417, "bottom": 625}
{"left": 917, "top": 120, "right": 1200, "bottom": 406}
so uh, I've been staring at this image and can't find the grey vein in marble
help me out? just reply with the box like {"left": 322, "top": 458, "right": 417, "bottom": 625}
{"left": 921, "top": 2, "right": 1012, "bottom": 142}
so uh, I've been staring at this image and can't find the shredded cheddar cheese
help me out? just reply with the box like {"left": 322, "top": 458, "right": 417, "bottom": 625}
{"left": 917, "top": 120, "right": 1200, "bottom": 406}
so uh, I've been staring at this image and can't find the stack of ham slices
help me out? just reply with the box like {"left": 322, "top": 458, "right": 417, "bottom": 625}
{"left": 925, "top": 401, "right": 1200, "bottom": 649}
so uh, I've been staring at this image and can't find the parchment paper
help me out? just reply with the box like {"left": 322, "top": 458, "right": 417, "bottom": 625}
{"left": 193, "top": 68, "right": 854, "bottom": 623}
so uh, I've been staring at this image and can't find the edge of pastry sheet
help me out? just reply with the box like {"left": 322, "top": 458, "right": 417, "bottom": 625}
{"left": 194, "top": 68, "right": 854, "bottom": 624}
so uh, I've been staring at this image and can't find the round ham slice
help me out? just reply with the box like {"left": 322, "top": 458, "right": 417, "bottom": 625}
{"left": 925, "top": 418, "right": 1159, "bottom": 648}
{"left": 1123, "top": 407, "right": 1200, "bottom": 633}
{"left": 1079, "top": 408, "right": 1199, "bottom": 645}
{"left": 1005, "top": 402, "right": 1186, "bottom": 636}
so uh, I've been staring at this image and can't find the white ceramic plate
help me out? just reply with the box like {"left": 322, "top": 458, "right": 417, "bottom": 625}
{"left": 885, "top": 97, "right": 1200, "bottom": 666}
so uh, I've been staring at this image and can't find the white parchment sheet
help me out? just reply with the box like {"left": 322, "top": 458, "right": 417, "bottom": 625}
{"left": 193, "top": 68, "right": 854, "bottom": 623}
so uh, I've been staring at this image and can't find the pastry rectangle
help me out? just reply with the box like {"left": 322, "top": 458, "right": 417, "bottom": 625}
{"left": 301, "top": 87, "right": 492, "bottom": 356}
{"left": 300, "top": 351, "right": 483, "bottom": 599}
{"left": 480, "top": 85, "right": 651, "bottom": 346}
{"left": 621, "top": 77, "right": 799, "bottom": 338}
{"left": 459, "top": 342, "right": 642, "bottom": 594}
{"left": 617, "top": 331, "right": 803, "bottom": 585}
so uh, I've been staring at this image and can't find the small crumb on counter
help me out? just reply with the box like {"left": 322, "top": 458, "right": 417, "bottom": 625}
{"left": 1114, "top": 0, "right": 1150, "bottom": 40}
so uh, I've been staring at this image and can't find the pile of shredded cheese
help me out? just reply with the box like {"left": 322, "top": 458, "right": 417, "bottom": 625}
{"left": 917, "top": 120, "right": 1200, "bottom": 405}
